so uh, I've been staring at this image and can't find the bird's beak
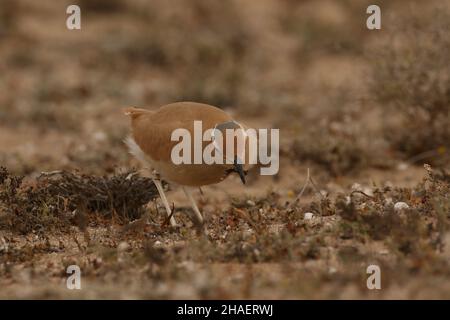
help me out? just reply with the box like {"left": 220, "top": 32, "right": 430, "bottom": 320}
{"left": 234, "top": 158, "right": 246, "bottom": 185}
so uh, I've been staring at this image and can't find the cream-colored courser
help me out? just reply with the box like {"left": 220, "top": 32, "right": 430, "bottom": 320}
{"left": 124, "top": 101, "right": 247, "bottom": 227}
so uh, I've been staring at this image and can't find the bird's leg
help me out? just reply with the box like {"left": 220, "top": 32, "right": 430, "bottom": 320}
{"left": 182, "top": 186, "right": 204, "bottom": 226}
{"left": 152, "top": 178, "right": 177, "bottom": 227}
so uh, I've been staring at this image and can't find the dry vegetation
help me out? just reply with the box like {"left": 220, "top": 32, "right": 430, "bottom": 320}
{"left": 371, "top": 11, "right": 450, "bottom": 164}
{"left": 0, "top": 0, "right": 449, "bottom": 299}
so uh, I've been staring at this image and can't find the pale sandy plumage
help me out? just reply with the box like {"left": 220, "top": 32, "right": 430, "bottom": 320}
{"left": 124, "top": 102, "right": 238, "bottom": 185}
{"left": 124, "top": 101, "right": 247, "bottom": 227}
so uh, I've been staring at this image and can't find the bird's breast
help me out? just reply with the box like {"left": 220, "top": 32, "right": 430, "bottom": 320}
{"left": 148, "top": 158, "right": 230, "bottom": 186}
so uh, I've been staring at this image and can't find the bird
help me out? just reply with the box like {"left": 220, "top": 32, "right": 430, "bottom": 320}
{"left": 123, "top": 102, "right": 248, "bottom": 227}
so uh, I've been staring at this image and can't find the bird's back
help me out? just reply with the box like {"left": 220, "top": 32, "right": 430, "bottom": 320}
{"left": 124, "top": 102, "right": 235, "bottom": 186}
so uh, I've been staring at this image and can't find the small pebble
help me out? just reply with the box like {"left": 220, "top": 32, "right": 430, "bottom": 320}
{"left": 394, "top": 202, "right": 409, "bottom": 211}
{"left": 304, "top": 212, "right": 314, "bottom": 220}
{"left": 117, "top": 241, "right": 130, "bottom": 252}
{"left": 153, "top": 240, "right": 162, "bottom": 247}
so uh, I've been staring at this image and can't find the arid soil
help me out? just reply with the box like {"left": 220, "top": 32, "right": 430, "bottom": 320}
{"left": 0, "top": 0, "right": 449, "bottom": 299}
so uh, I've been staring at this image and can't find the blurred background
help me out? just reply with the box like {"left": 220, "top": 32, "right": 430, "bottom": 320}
{"left": 0, "top": 0, "right": 448, "bottom": 177}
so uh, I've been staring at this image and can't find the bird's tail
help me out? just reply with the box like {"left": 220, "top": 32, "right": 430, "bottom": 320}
{"left": 124, "top": 135, "right": 149, "bottom": 167}
{"left": 122, "top": 107, "right": 153, "bottom": 119}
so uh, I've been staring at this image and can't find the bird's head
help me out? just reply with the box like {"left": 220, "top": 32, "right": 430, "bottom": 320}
{"left": 213, "top": 120, "right": 249, "bottom": 185}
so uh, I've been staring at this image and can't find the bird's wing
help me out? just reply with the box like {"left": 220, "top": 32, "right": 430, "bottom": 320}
{"left": 129, "top": 103, "right": 233, "bottom": 163}
{"left": 132, "top": 117, "right": 187, "bottom": 162}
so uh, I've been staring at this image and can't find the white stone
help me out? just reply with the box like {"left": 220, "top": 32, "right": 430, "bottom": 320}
{"left": 394, "top": 202, "right": 409, "bottom": 211}
{"left": 304, "top": 212, "right": 314, "bottom": 220}
{"left": 117, "top": 241, "right": 130, "bottom": 252}
{"left": 153, "top": 240, "right": 162, "bottom": 247}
